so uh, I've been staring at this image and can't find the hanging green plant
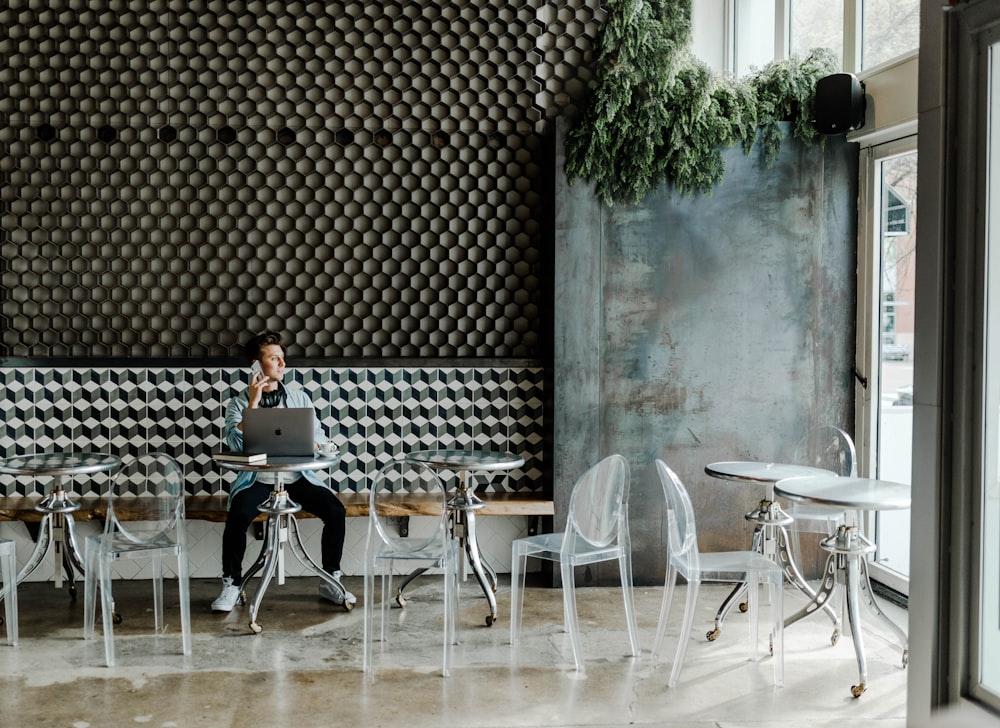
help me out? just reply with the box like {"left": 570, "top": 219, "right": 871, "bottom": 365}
{"left": 564, "top": 0, "right": 838, "bottom": 204}
{"left": 748, "top": 49, "right": 839, "bottom": 168}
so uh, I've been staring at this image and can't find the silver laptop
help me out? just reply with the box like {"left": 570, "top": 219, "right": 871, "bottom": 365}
{"left": 242, "top": 408, "right": 316, "bottom": 457}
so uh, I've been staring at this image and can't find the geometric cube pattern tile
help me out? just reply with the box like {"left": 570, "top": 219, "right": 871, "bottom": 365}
{"left": 0, "top": 364, "right": 545, "bottom": 580}
{"left": 0, "top": 365, "right": 545, "bottom": 497}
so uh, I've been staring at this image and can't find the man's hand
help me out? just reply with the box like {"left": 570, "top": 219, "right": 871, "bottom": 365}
{"left": 246, "top": 369, "right": 268, "bottom": 409}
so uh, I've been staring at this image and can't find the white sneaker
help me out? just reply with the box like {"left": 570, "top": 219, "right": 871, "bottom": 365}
{"left": 211, "top": 577, "right": 243, "bottom": 612}
{"left": 319, "top": 571, "right": 357, "bottom": 606}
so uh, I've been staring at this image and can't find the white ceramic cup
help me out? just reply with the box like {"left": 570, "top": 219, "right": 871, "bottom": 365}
{"left": 318, "top": 442, "right": 338, "bottom": 458}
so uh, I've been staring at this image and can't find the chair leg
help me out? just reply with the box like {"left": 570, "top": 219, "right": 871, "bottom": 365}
{"left": 771, "top": 571, "right": 784, "bottom": 687}
{"left": 652, "top": 565, "right": 678, "bottom": 660}
{"left": 509, "top": 546, "right": 528, "bottom": 647}
{"left": 668, "top": 578, "right": 700, "bottom": 688}
{"left": 441, "top": 554, "right": 454, "bottom": 678}
{"left": 83, "top": 538, "right": 97, "bottom": 642}
{"left": 747, "top": 573, "right": 760, "bottom": 662}
{"left": 0, "top": 542, "right": 17, "bottom": 646}
{"left": 362, "top": 556, "right": 376, "bottom": 675}
{"left": 152, "top": 552, "right": 164, "bottom": 633}
{"left": 618, "top": 551, "right": 640, "bottom": 658}
{"left": 560, "top": 561, "right": 585, "bottom": 672}
{"left": 99, "top": 555, "right": 116, "bottom": 667}
{"left": 177, "top": 551, "right": 192, "bottom": 657}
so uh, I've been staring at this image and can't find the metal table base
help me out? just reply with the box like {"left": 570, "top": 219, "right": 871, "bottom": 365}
{"left": 242, "top": 484, "right": 354, "bottom": 634}
{"left": 710, "top": 498, "right": 841, "bottom": 643}
{"left": 397, "top": 451, "right": 524, "bottom": 627}
{"left": 784, "top": 525, "right": 908, "bottom": 697}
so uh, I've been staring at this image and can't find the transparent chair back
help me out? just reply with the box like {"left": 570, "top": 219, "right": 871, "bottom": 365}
{"left": 652, "top": 459, "right": 784, "bottom": 687}
{"left": 83, "top": 452, "right": 191, "bottom": 666}
{"left": 363, "top": 458, "right": 458, "bottom": 677}
{"left": 789, "top": 425, "right": 858, "bottom": 534}
{"left": 794, "top": 425, "right": 857, "bottom": 478}
{"left": 510, "top": 453, "right": 640, "bottom": 672}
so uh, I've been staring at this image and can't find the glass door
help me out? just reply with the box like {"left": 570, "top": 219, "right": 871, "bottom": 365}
{"left": 977, "top": 31, "right": 1000, "bottom": 705}
{"left": 858, "top": 139, "right": 916, "bottom": 595}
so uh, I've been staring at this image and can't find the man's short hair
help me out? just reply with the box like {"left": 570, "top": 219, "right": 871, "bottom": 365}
{"left": 243, "top": 331, "right": 283, "bottom": 362}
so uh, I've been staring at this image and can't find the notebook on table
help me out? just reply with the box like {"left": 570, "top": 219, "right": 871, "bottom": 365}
{"left": 241, "top": 407, "right": 316, "bottom": 457}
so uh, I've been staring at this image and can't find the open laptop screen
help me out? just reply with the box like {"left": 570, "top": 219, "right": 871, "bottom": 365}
{"left": 241, "top": 408, "right": 316, "bottom": 457}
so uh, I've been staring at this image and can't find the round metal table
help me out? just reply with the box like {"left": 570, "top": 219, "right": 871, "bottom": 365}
{"left": 775, "top": 475, "right": 910, "bottom": 697}
{"left": 704, "top": 461, "right": 841, "bottom": 641}
{"left": 401, "top": 449, "right": 525, "bottom": 627}
{"left": 213, "top": 454, "right": 349, "bottom": 633}
{"left": 0, "top": 452, "right": 122, "bottom": 595}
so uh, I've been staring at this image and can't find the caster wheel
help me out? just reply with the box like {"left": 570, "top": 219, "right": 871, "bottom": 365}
{"left": 831, "top": 629, "right": 840, "bottom": 646}
{"left": 902, "top": 649, "right": 909, "bottom": 667}
{"left": 69, "top": 584, "right": 77, "bottom": 599}
{"left": 249, "top": 621, "right": 263, "bottom": 634}
{"left": 112, "top": 612, "right": 123, "bottom": 625}
{"left": 706, "top": 627, "right": 720, "bottom": 641}
{"left": 343, "top": 599, "right": 355, "bottom": 613}
{"left": 396, "top": 594, "right": 407, "bottom": 608}
{"left": 485, "top": 614, "right": 495, "bottom": 627}
{"left": 851, "top": 683, "right": 867, "bottom": 698}
{"left": 739, "top": 602, "right": 749, "bottom": 613}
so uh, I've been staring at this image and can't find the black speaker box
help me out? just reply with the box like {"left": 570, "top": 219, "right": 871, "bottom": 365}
{"left": 814, "top": 73, "right": 866, "bottom": 135}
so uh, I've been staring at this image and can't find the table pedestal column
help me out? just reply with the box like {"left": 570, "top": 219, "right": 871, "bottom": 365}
{"left": 244, "top": 476, "right": 354, "bottom": 634}
{"left": 449, "top": 469, "right": 497, "bottom": 626}
{"left": 18, "top": 482, "right": 86, "bottom": 594}
{"left": 711, "top": 499, "right": 841, "bottom": 642}
{"left": 784, "top": 525, "right": 908, "bottom": 697}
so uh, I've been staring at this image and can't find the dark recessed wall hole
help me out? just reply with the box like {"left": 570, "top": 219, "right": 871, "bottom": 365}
{"left": 97, "top": 125, "right": 117, "bottom": 143}
{"left": 374, "top": 129, "right": 392, "bottom": 147}
{"left": 334, "top": 128, "right": 354, "bottom": 146}
{"left": 276, "top": 127, "right": 295, "bottom": 145}
{"left": 218, "top": 125, "right": 238, "bottom": 144}
{"left": 36, "top": 123, "right": 57, "bottom": 142}
{"left": 158, "top": 125, "right": 178, "bottom": 142}
{"left": 431, "top": 131, "right": 450, "bottom": 148}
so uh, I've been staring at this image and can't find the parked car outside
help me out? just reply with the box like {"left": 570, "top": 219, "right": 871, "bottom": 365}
{"left": 882, "top": 342, "right": 910, "bottom": 361}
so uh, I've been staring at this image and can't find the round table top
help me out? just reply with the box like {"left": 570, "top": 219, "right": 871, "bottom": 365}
{"left": 705, "top": 460, "right": 837, "bottom": 484}
{"left": 774, "top": 475, "right": 911, "bottom": 511}
{"left": 213, "top": 454, "right": 342, "bottom": 474}
{"left": 0, "top": 451, "right": 122, "bottom": 478}
{"left": 404, "top": 449, "right": 524, "bottom": 472}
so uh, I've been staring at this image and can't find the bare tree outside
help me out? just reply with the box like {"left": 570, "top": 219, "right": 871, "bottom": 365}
{"left": 790, "top": 0, "right": 919, "bottom": 70}
{"left": 862, "top": 0, "right": 920, "bottom": 68}
{"left": 790, "top": 0, "right": 843, "bottom": 60}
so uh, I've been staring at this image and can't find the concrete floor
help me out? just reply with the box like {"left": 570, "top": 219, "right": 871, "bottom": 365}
{"left": 0, "top": 575, "right": 908, "bottom": 728}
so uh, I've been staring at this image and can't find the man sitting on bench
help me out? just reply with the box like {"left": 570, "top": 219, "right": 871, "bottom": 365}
{"left": 211, "top": 330, "right": 356, "bottom": 612}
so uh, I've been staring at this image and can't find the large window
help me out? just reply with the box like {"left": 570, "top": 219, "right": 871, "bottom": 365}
{"left": 790, "top": 0, "right": 918, "bottom": 71}
{"left": 873, "top": 147, "right": 916, "bottom": 588}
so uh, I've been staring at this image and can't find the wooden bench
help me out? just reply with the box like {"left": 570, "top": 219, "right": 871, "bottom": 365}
{"left": 0, "top": 491, "right": 555, "bottom": 524}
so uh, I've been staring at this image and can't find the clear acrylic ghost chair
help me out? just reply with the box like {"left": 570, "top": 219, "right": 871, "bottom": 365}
{"left": 652, "top": 460, "right": 783, "bottom": 687}
{"left": 83, "top": 452, "right": 191, "bottom": 667}
{"left": 363, "top": 458, "right": 458, "bottom": 678}
{"left": 787, "top": 426, "right": 858, "bottom": 554}
{"left": 510, "top": 454, "right": 640, "bottom": 672}
{"left": 0, "top": 538, "right": 18, "bottom": 645}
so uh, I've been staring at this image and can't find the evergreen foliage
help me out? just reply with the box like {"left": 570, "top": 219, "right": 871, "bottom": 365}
{"left": 564, "top": 0, "right": 839, "bottom": 204}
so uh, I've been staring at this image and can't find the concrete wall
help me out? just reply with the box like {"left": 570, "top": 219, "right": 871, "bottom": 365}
{"left": 554, "top": 120, "right": 859, "bottom": 584}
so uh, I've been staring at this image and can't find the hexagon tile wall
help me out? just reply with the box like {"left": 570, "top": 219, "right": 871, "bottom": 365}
{"left": 0, "top": 0, "right": 602, "bottom": 360}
